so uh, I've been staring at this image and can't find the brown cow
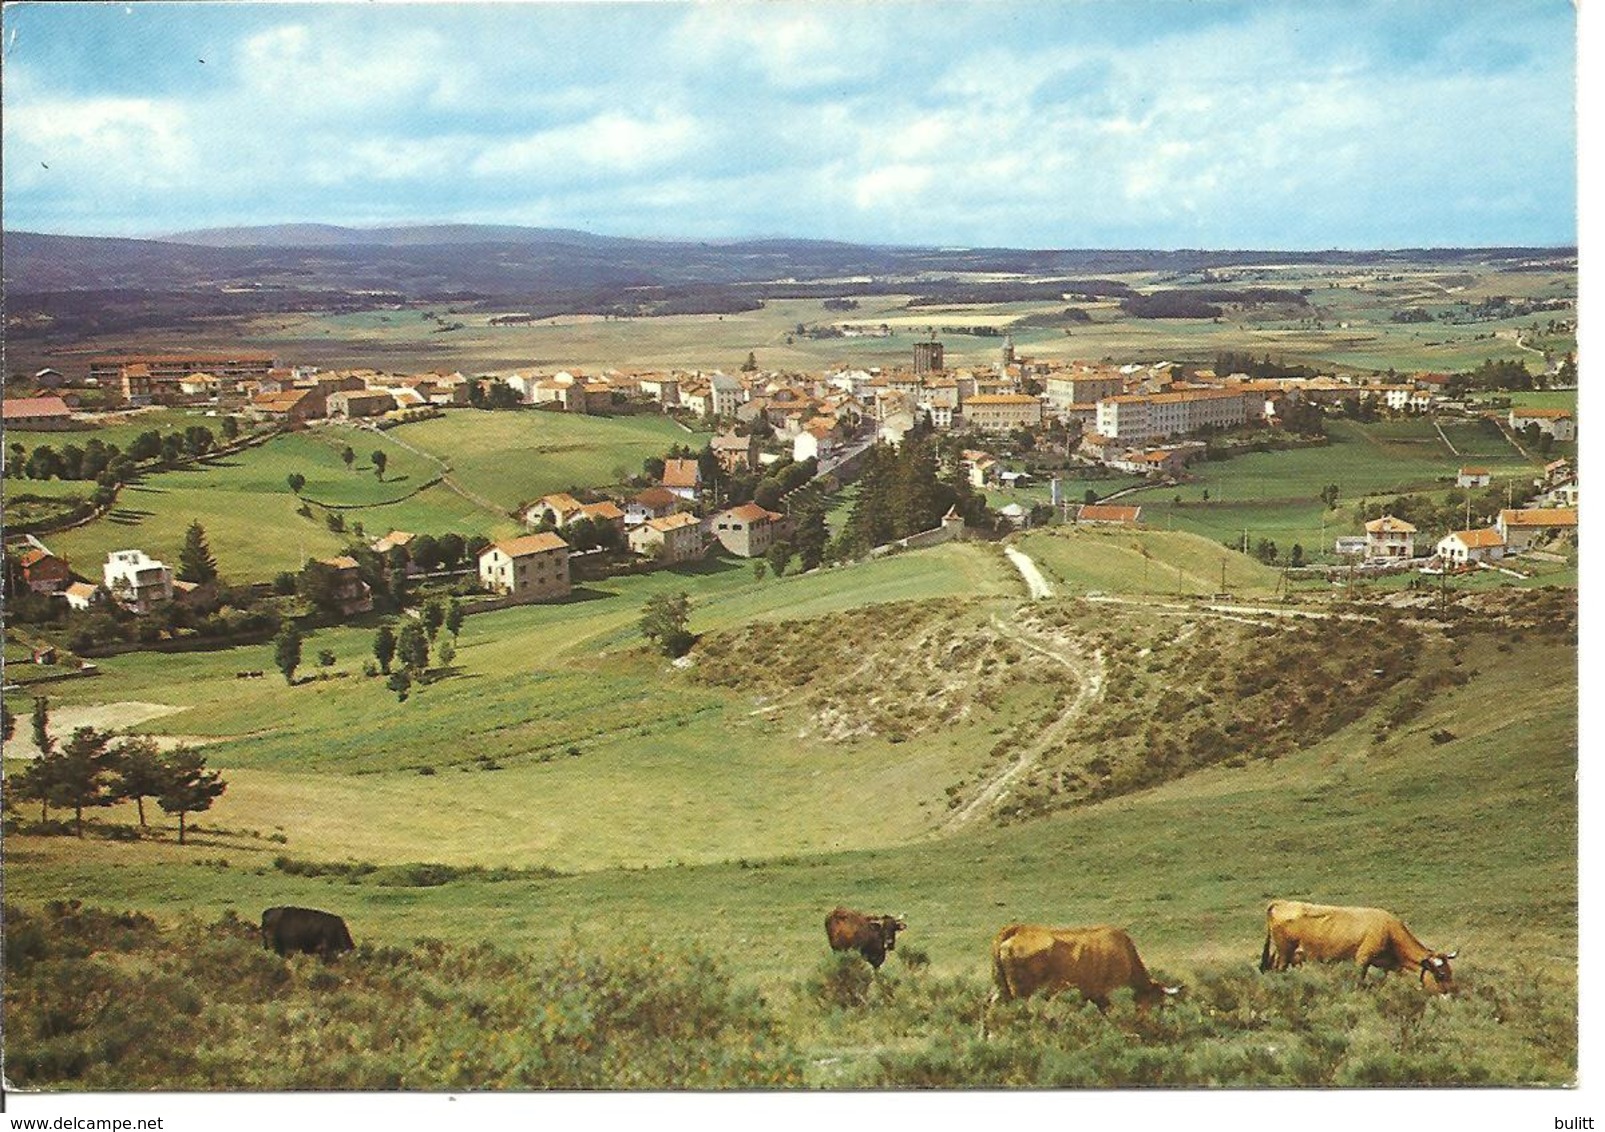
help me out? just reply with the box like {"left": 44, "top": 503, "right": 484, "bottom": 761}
{"left": 825, "top": 906, "right": 906, "bottom": 968}
{"left": 990, "top": 923, "right": 1180, "bottom": 1012}
{"left": 1259, "top": 900, "right": 1456, "bottom": 993}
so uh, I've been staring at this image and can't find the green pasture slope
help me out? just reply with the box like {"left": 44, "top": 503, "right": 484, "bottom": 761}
{"left": 2, "top": 543, "right": 1022, "bottom": 868}
{"left": 44, "top": 429, "right": 493, "bottom": 579}
{"left": 386, "top": 409, "right": 699, "bottom": 512}
{"left": 2, "top": 590, "right": 1577, "bottom": 1087}
{"left": 36, "top": 411, "right": 706, "bottom": 580}
{"left": 1122, "top": 418, "right": 1539, "bottom": 559}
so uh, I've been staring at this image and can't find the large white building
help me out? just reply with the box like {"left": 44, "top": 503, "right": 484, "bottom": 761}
{"left": 1095, "top": 388, "right": 1257, "bottom": 443}
{"left": 103, "top": 550, "right": 174, "bottom": 613}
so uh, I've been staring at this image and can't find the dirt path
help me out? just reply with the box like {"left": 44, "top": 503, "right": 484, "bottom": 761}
{"left": 938, "top": 615, "right": 1104, "bottom": 833}
{"left": 1003, "top": 546, "right": 1053, "bottom": 599}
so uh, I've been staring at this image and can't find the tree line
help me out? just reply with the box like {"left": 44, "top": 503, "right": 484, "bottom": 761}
{"left": 4, "top": 697, "right": 225, "bottom": 844}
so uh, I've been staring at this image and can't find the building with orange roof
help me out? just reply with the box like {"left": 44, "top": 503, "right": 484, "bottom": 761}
{"left": 1496, "top": 507, "right": 1578, "bottom": 550}
{"left": 1456, "top": 467, "right": 1492, "bottom": 488}
{"left": 1436, "top": 528, "right": 1506, "bottom": 566}
{"left": 478, "top": 532, "right": 571, "bottom": 602}
{"left": 1507, "top": 406, "right": 1576, "bottom": 442}
{"left": 18, "top": 547, "right": 72, "bottom": 594}
{"left": 962, "top": 392, "right": 1043, "bottom": 432}
{"left": 1, "top": 395, "right": 73, "bottom": 430}
{"left": 1364, "top": 515, "right": 1417, "bottom": 560}
{"left": 660, "top": 458, "right": 702, "bottom": 501}
{"left": 628, "top": 511, "right": 704, "bottom": 563}
{"left": 710, "top": 502, "right": 787, "bottom": 558}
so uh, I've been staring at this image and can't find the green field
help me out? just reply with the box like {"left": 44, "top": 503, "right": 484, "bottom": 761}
{"left": 386, "top": 409, "right": 698, "bottom": 512}
{"left": 42, "top": 430, "right": 496, "bottom": 579}
{"left": 3, "top": 589, "right": 1577, "bottom": 1087}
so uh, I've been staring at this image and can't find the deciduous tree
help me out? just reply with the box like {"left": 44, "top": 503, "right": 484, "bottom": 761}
{"left": 273, "top": 624, "right": 303, "bottom": 684}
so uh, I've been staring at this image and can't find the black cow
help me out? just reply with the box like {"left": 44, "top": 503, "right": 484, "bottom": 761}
{"left": 261, "top": 906, "right": 355, "bottom": 958}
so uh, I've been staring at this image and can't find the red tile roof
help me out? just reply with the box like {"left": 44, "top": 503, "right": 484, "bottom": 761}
{"left": 2, "top": 396, "right": 71, "bottom": 420}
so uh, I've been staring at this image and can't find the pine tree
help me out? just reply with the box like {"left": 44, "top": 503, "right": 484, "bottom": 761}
{"left": 57, "top": 726, "right": 120, "bottom": 838}
{"left": 115, "top": 736, "right": 167, "bottom": 828}
{"left": 157, "top": 745, "right": 226, "bottom": 845}
{"left": 177, "top": 519, "right": 219, "bottom": 584}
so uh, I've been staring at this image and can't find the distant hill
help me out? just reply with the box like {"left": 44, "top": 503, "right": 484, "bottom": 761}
{"left": 8, "top": 224, "right": 1572, "bottom": 295}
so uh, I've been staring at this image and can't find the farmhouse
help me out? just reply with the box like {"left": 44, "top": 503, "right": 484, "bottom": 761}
{"left": 18, "top": 548, "right": 72, "bottom": 594}
{"left": 478, "top": 532, "right": 571, "bottom": 602}
{"left": 1, "top": 395, "right": 73, "bottom": 431}
{"left": 628, "top": 512, "right": 704, "bottom": 563}
{"left": 1496, "top": 507, "right": 1578, "bottom": 551}
{"left": 103, "top": 549, "right": 174, "bottom": 613}
{"left": 1507, "top": 407, "right": 1576, "bottom": 442}
{"left": 1364, "top": 515, "right": 1417, "bottom": 560}
{"left": 64, "top": 581, "right": 103, "bottom": 611}
{"left": 523, "top": 493, "right": 587, "bottom": 528}
{"left": 710, "top": 502, "right": 786, "bottom": 558}
{"left": 316, "top": 556, "right": 375, "bottom": 616}
{"left": 1456, "top": 467, "right": 1492, "bottom": 488}
{"left": 1436, "top": 528, "right": 1506, "bottom": 566}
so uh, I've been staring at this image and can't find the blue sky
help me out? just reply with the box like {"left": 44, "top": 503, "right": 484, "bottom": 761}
{"left": 0, "top": 0, "right": 1578, "bottom": 249}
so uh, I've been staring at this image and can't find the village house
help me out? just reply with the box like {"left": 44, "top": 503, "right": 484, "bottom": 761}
{"left": 478, "top": 532, "right": 571, "bottom": 602}
{"left": 248, "top": 386, "right": 326, "bottom": 424}
{"left": 1364, "top": 515, "right": 1417, "bottom": 560}
{"left": 962, "top": 450, "right": 1000, "bottom": 488}
{"left": 710, "top": 431, "right": 759, "bottom": 474}
{"left": 1456, "top": 467, "right": 1492, "bottom": 488}
{"left": 626, "top": 487, "right": 680, "bottom": 526}
{"left": 636, "top": 373, "right": 681, "bottom": 407}
{"left": 1436, "top": 528, "right": 1507, "bottom": 566}
{"left": 317, "top": 556, "right": 375, "bottom": 616}
{"left": 103, "top": 549, "right": 174, "bottom": 613}
{"left": 523, "top": 493, "right": 588, "bottom": 528}
{"left": 793, "top": 418, "right": 841, "bottom": 464}
{"left": 326, "top": 389, "right": 397, "bottom": 419}
{"left": 576, "top": 500, "right": 627, "bottom": 537}
{"left": 627, "top": 511, "right": 704, "bottom": 563}
{"left": 709, "top": 502, "right": 786, "bottom": 558}
{"left": 660, "top": 458, "right": 702, "bottom": 502}
{"left": 1496, "top": 507, "right": 1578, "bottom": 551}
{"left": 18, "top": 547, "right": 72, "bottom": 594}
{"left": 1507, "top": 407, "right": 1576, "bottom": 443}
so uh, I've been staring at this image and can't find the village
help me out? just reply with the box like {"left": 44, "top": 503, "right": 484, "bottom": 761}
{"left": 3, "top": 330, "right": 1580, "bottom": 630}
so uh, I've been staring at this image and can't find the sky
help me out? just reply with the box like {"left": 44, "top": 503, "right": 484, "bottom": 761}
{"left": 0, "top": 0, "right": 1580, "bottom": 249}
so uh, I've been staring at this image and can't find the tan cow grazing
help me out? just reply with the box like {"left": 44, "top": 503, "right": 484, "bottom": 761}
{"left": 990, "top": 923, "right": 1181, "bottom": 1012}
{"left": 825, "top": 907, "right": 907, "bottom": 968}
{"left": 1259, "top": 900, "right": 1457, "bottom": 993}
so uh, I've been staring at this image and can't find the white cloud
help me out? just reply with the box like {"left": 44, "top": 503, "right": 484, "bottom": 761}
{"left": 471, "top": 110, "right": 700, "bottom": 179}
{"left": 4, "top": 95, "right": 194, "bottom": 189}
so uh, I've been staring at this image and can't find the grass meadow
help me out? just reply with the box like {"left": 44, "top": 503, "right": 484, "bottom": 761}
{"left": 384, "top": 409, "right": 699, "bottom": 511}
{"left": 2, "top": 612, "right": 1577, "bottom": 1088}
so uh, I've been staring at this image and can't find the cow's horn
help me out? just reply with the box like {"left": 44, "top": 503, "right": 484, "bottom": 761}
{"left": 1443, "top": 950, "right": 1458, "bottom": 960}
